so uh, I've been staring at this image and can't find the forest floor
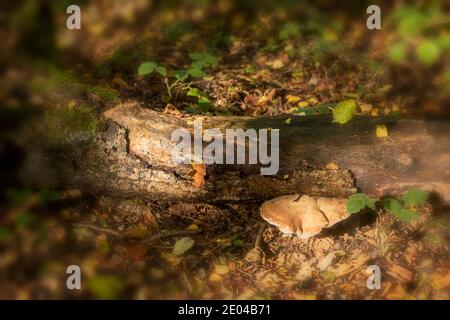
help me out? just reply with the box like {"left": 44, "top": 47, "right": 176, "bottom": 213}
{"left": 1, "top": 2, "right": 449, "bottom": 299}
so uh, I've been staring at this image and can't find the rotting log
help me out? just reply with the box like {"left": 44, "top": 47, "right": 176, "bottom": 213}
{"left": 23, "top": 102, "right": 450, "bottom": 203}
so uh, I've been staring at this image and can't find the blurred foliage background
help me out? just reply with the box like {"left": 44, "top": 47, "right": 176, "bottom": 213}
{"left": 0, "top": 0, "right": 449, "bottom": 299}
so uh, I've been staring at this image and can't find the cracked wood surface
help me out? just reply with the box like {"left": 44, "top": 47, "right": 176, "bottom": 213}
{"left": 25, "top": 102, "right": 450, "bottom": 203}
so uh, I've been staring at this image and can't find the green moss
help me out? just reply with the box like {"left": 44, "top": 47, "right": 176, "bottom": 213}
{"left": 29, "top": 64, "right": 119, "bottom": 105}
{"left": 41, "top": 103, "right": 99, "bottom": 146}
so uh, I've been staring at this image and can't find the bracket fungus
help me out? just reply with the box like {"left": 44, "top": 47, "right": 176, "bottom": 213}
{"left": 260, "top": 195, "right": 350, "bottom": 239}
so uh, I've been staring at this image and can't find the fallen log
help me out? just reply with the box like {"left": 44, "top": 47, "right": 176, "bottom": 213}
{"left": 24, "top": 102, "right": 450, "bottom": 203}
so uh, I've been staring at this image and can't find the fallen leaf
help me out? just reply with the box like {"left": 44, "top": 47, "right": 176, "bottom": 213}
{"left": 214, "top": 264, "right": 229, "bottom": 275}
{"left": 209, "top": 273, "right": 222, "bottom": 282}
{"left": 298, "top": 101, "right": 309, "bottom": 108}
{"left": 186, "top": 223, "right": 199, "bottom": 230}
{"left": 376, "top": 125, "right": 388, "bottom": 138}
{"left": 173, "top": 237, "right": 195, "bottom": 256}
{"left": 271, "top": 59, "right": 284, "bottom": 69}
{"left": 192, "top": 163, "right": 206, "bottom": 188}
{"left": 123, "top": 225, "right": 148, "bottom": 239}
{"left": 286, "top": 95, "right": 301, "bottom": 103}
{"left": 430, "top": 272, "right": 450, "bottom": 290}
{"left": 318, "top": 250, "right": 346, "bottom": 271}
{"left": 285, "top": 117, "right": 292, "bottom": 124}
{"left": 332, "top": 100, "right": 357, "bottom": 124}
{"left": 125, "top": 243, "right": 147, "bottom": 261}
{"left": 325, "top": 162, "right": 339, "bottom": 170}
{"left": 359, "top": 103, "right": 373, "bottom": 113}
{"left": 308, "top": 97, "right": 319, "bottom": 105}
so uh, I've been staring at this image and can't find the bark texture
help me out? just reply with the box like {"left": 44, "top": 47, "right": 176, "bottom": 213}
{"left": 23, "top": 102, "right": 450, "bottom": 203}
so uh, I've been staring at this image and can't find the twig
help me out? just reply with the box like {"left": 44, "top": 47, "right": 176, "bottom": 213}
{"left": 72, "top": 223, "right": 121, "bottom": 237}
{"left": 254, "top": 222, "right": 267, "bottom": 250}
{"left": 143, "top": 229, "right": 201, "bottom": 244}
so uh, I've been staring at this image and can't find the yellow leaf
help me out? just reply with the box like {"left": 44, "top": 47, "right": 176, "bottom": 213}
{"left": 214, "top": 264, "right": 229, "bottom": 275}
{"left": 430, "top": 273, "right": 450, "bottom": 290}
{"left": 359, "top": 103, "right": 373, "bottom": 113}
{"left": 186, "top": 223, "right": 199, "bottom": 230}
{"left": 325, "top": 162, "right": 339, "bottom": 170}
{"left": 209, "top": 273, "right": 222, "bottom": 282}
{"left": 271, "top": 59, "right": 284, "bottom": 69}
{"left": 286, "top": 95, "right": 301, "bottom": 103}
{"left": 323, "top": 29, "right": 338, "bottom": 41}
{"left": 298, "top": 101, "right": 309, "bottom": 108}
{"left": 376, "top": 125, "right": 388, "bottom": 138}
{"left": 285, "top": 117, "right": 292, "bottom": 124}
{"left": 308, "top": 97, "right": 319, "bottom": 105}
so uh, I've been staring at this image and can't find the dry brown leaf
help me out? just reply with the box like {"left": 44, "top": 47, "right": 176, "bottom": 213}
{"left": 125, "top": 243, "right": 147, "bottom": 261}
{"left": 192, "top": 163, "right": 207, "bottom": 188}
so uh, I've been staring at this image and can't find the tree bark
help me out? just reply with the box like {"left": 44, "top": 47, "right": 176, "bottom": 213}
{"left": 25, "top": 102, "right": 450, "bottom": 203}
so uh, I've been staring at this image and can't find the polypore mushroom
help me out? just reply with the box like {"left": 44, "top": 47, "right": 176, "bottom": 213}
{"left": 260, "top": 195, "right": 350, "bottom": 239}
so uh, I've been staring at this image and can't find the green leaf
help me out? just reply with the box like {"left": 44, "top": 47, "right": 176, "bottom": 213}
{"left": 187, "top": 87, "right": 202, "bottom": 97}
{"left": 401, "top": 189, "right": 429, "bottom": 207}
{"left": 189, "top": 52, "right": 218, "bottom": 66}
{"left": 383, "top": 199, "right": 403, "bottom": 216}
{"left": 347, "top": 193, "right": 377, "bottom": 214}
{"left": 332, "top": 100, "right": 357, "bottom": 124}
{"left": 198, "top": 96, "right": 210, "bottom": 109}
{"left": 395, "top": 209, "right": 421, "bottom": 222}
{"left": 279, "top": 22, "right": 301, "bottom": 40}
{"left": 202, "top": 53, "right": 218, "bottom": 66}
{"left": 383, "top": 197, "right": 422, "bottom": 222}
{"left": 175, "top": 70, "right": 188, "bottom": 81}
{"left": 173, "top": 237, "right": 195, "bottom": 256}
{"left": 137, "top": 62, "right": 157, "bottom": 76}
{"left": 347, "top": 197, "right": 366, "bottom": 214}
{"left": 388, "top": 42, "right": 407, "bottom": 63}
{"left": 187, "top": 67, "right": 206, "bottom": 78}
{"left": 155, "top": 65, "right": 167, "bottom": 77}
{"left": 189, "top": 52, "right": 204, "bottom": 61}
{"left": 416, "top": 40, "right": 441, "bottom": 66}
{"left": 396, "top": 9, "right": 426, "bottom": 36}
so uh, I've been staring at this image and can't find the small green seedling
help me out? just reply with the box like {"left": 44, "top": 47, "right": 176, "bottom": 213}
{"left": 137, "top": 52, "right": 218, "bottom": 101}
{"left": 347, "top": 189, "right": 429, "bottom": 222}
